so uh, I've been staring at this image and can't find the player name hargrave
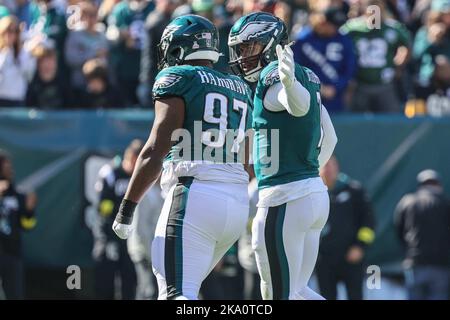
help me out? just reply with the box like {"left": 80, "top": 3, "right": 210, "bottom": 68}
{"left": 197, "top": 70, "right": 248, "bottom": 95}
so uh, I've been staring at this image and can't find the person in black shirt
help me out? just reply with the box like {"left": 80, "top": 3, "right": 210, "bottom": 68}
{"left": 80, "top": 58, "right": 124, "bottom": 109}
{"left": 394, "top": 169, "right": 450, "bottom": 300}
{"left": 26, "top": 46, "right": 72, "bottom": 109}
{"left": 0, "top": 150, "right": 37, "bottom": 299}
{"left": 93, "top": 140, "right": 143, "bottom": 299}
{"left": 316, "top": 155, "right": 375, "bottom": 300}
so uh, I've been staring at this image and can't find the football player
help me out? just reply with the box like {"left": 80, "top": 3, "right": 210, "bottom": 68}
{"left": 111, "top": 15, "right": 253, "bottom": 300}
{"left": 229, "top": 12, "right": 338, "bottom": 300}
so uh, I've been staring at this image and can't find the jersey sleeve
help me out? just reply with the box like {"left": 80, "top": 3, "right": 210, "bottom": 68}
{"left": 258, "top": 62, "right": 321, "bottom": 96}
{"left": 152, "top": 66, "right": 194, "bottom": 101}
{"left": 258, "top": 62, "right": 281, "bottom": 94}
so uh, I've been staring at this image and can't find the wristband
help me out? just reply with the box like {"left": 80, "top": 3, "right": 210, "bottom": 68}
{"left": 115, "top": 199, "right": 137, "bottom": 225}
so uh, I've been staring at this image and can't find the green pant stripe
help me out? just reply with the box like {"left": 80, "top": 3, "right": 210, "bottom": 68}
{"left": 265, "top": 203, "right": 290, "bottom": 299}
{"left": 275, "top": 203, "right": 289, "bottom": 299}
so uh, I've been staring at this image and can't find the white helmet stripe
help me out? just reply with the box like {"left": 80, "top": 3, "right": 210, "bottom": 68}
{"left": 184, "top": 50, "right": 220, "bottom": 63}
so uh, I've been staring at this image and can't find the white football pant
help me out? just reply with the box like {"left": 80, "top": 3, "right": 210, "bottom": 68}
{"left": 252, "top": 190, "right": 329, "bottom": 300}
{"left": 151, "top": 177, "right": 249, "bottom": 300}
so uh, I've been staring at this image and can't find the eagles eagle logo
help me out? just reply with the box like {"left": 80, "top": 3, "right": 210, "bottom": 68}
{"left": 264, "top": 68, "right": 280, "bottom": 86}
{"left": 161, "top": 24, "right": 181, "bottom": 41}
{"left": 154, "top": 74, "right": 182, "bottom": 89}
{"left": 239, "top": 21, "right": 278, "bottom": 41}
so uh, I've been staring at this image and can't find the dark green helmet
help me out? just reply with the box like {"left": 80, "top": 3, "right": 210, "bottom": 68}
{"left": 157, "top": 14, "right": 220, "bottom": 70}
{"left": 228, "top": 12, "right": 288, "bottom": 82}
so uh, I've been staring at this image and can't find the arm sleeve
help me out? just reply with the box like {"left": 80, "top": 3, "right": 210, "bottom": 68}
{"left": 263, "top": 80, "right": 311, "bottom": 117}
{"left": 318, "top": 104, "right": 337, "bottom": 169}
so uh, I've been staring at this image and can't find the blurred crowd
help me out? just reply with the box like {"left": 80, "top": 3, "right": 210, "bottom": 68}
{"left": 0, "top": 0, "right": 448, "bottom": 115}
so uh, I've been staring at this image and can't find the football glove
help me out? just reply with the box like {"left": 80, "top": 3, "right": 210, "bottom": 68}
{"left": 276, "top": 43, "right": 295, "bottom": 89}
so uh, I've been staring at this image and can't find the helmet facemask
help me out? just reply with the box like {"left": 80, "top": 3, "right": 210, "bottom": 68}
{"left": 229, "top": 40, "right": 269, "bottom": 83}
{"left": 157, "top": 38, "right": 185, "bottom": 71}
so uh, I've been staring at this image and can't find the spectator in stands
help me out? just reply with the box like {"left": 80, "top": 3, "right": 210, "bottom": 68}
{"left": 409, "top": 54, "right": 450, "bottom": 117}
{"left": 171, "top": 0, "right": 192, "bottom": 18}
{"left": 0, "top": 5, "right": 10, "bottom": 19}
{"left": 191, "top": 0, "right": 233, "bottom": 73}
{"left": 293, "top": 6, "right": 356, "bottom": 112}
{"left": 98, "top": 0, "right": 121, "bottom": 26}
{"left": 239, "top": 0, "right": 277, "bottom": 15}
{"left": 0, "top": 15, "right": 40, "bottom": 107}
{"left": 385, "top": 0, "right": 411, "bottom": 24}
{"left": 316, "top": 155, "right": 376, "bottom": 300}
{"left": 408, "top": 0, "right": 433, "bottom": 34}
{"left": 394, "top": 169, "right": 450, "bottom": 300}
{"left": 80, "top": 58, "right": 124, "bottom": 108}
{"left": 342, "top": 0, "right": 411, "bottom": 113}
{"left": 274, "top": 0, "right": 293, "bottom": 31}
{"left": 138, "top": 0, "right": 180, "bottom": 108}
{"left": 413, "top": 0, "right": 450, "bottom": 92}
{"left": 93, "top": 140, "right": 143, "bottom": 299}
{"left": 9, "top": 0, "right": 35, "bottom": 30}
{"left": 26, "top": 43, "right": 72, "bottom": 109}
{"left": 225, "top": 0, "right": 244, "bottom": 22}
{"left": 29, "top": 0, "right": 68, "bottom": 70}
{"left": 0, "top": 150, "right": 37, "bottom": 300}
{"left": 65, "top": 1, "right": 109, "bottom": 92}
{"left": 106, "top": 0, "right": 154, "bottom": 106}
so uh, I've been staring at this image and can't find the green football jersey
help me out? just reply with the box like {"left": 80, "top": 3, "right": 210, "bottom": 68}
{"left": 253, "top": 61, "right": 323, "bottom": 189}
{"left": 152, "top": 65, "right": 253, "bottom": 165}
{"left": 341, "top": 18, "right": 411, "bottom": 85}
